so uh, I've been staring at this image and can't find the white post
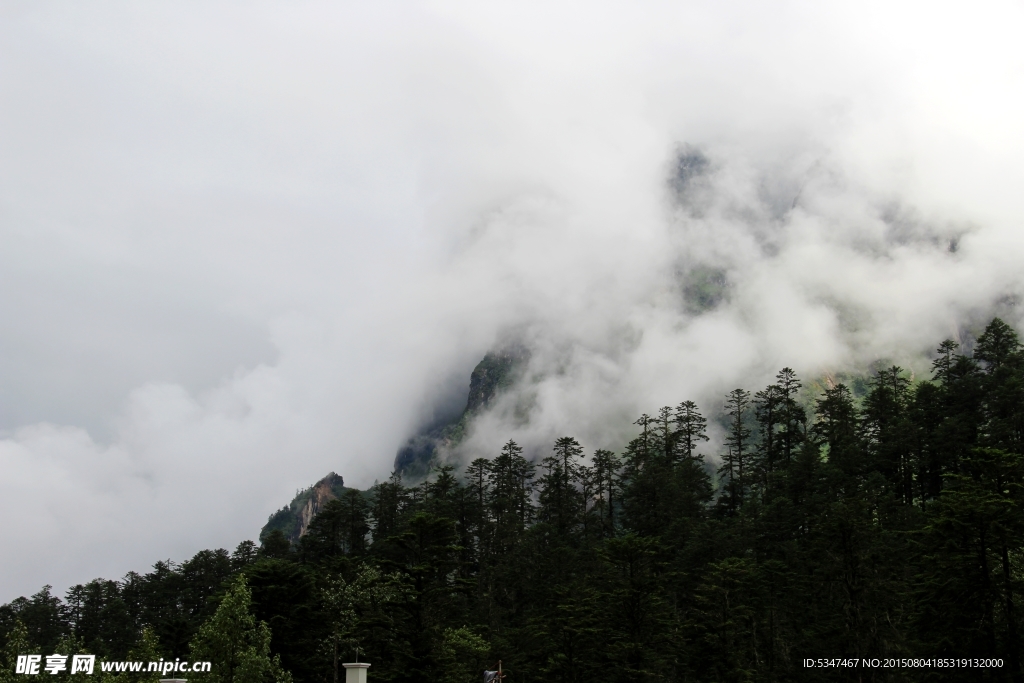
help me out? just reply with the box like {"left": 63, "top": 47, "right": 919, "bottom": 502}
{"left": 342, "top": 662, "right": 370, "bottom": 683}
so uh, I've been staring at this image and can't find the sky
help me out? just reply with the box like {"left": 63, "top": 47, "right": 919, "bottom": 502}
{"left": 3, "top": 0, "right": 1024, "bottom": 601}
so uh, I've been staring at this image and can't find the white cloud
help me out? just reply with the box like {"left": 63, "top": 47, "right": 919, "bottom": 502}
{"left": 3, "top": 0, "right": 1024, "bottom": 601}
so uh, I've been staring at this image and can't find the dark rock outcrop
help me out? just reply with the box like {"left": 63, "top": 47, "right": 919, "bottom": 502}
{"left": 394, "top": 343, "right": 530, "bottom": 477}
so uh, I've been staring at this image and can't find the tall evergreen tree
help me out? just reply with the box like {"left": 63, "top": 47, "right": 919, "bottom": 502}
{"left": 932, "top": 339, "right": 960, "bottom": 389}
{"left": 370, "top": 472, "right": 407, "bottom": 543}
{"left": 811, "top": 383, "right": 860, "bottom": 481}
{"left": 590, "top": 449, "right": 620, "bottom": 536}
{"left": 654, "top": 407, "right": 675, "bottom": 462}
{"left": 774, "top": 367, "right": 806, "bottom": 465}
{"left": 538, "top": 437, "right": 585, "bottom": 536}
{"left": 488, "top": 440, "right": 535, "bottom": 553}
{"left": 673, "top": 400, "right": 709, "bottom": 463}
{"left": 720, "top": 388, "right": 752, "bottom": 513}
{"left": 753, "top": 383, "right": 785, "bottom": 497}
{"left": 863, "top": 366, "right": 914, "bottom": 504}
{"left": 976, "top": 318, "right": 1021, "bottom": 372}
{"left": 976, "top": 319, "right": 1024, "bottom": 456}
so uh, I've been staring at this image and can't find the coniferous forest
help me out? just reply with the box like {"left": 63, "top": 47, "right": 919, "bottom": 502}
{"left": 3, "top": 319, "right": 1024, "bottom": 683}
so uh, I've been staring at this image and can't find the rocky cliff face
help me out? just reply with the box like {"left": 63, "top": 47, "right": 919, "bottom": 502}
{"left": 465, "top": 344, "right": 530, "bottom": 413}
{"left": 261, "top": 471, "right": 346, "bottom": 543}
{"left": 393, "top": 343, "right": 530, "bottom": 477}
{"left": 295, "top": 472, "right": 344, "bottom": 538}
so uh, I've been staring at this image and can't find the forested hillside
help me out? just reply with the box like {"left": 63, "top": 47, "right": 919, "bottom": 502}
{"left": 3, "top": 319, "right": 1024, "bottom": 683}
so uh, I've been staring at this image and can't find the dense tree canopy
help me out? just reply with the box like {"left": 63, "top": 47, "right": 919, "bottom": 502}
{"left": 4, "top": 318, "right": 1024, "bottom": 682}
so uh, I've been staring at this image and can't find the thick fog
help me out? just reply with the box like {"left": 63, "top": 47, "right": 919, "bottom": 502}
{"left": 3, "top": 1, "right": 1024, "bottom": 601}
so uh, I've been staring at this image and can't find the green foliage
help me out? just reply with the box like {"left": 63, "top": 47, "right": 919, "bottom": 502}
{"left": 118, "top": 627, "right": 163, "bottom": 683}
{"left": 189, "top": 575, "right": 290, "bottom": 683}
{"left": 435, "top": 627, "right": 490, "bottom": 683}
{"left": 49, "top": 634, "right": 113, "bottom": 683}
{"left": 0, "top": 621, "right": 30, "bottom": 683}
{"left": 319, "top": 564, "right": 411, "bottom": 683}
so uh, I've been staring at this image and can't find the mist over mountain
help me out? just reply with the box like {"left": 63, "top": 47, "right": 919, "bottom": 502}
{"left": 3, "top": 1, "right": 1024, "bottom": 603}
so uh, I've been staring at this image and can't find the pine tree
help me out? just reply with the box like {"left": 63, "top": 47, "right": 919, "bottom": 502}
{"left": 976, "top": 319, "right": 1024, "bottom": 456}
{"left": 654, "top": 407, "right": 675, "bottom": 462}
{"left": 424, "top": 464, "right": 460, "bottom": 519}
{"left": 590, "top": 449, "right": 620, "bottom": 536}
{"left": 259, "top": 530, "right": 292, "bottom": 560}
{"left": 674, "top": 400, "right": 709, "bottom": 463}
{"left": 754, "top": 383, "right": 785, "bottom": 496}
{"left": 463, "top": 458, "right": 492, "bottom": 564}
{"left": 863, "top": 366, "right": 914, "bottom": 504}
{"left": 975, "top": 318, "right": 1021, "bottom": 372}
{"left": 538, "top": 437, "right": 585, "bottom": 536}
{"left": 775, "top": 368, "right": 806, "bottom": 465}
{"left": 923, "top": 340, "right": 985, "bottom": 486}
{"left": 488, "top": 440, "right": 535, "bottom": 552}
{"left": 633, "top": 413, "right": 654, "bottom": 463}
{"left": 811, "top": 383, "right": 860, "bottom": 481}
{"left": 620, "top": 434, "right": 664, "bottom": 536}
{"left": 14, "top": 586, "right": 68, "bottom": 653}
{"left": 370, "top": 472, "right": 406, "bottom": 543}
{"left": 916, "top": 448, "right": 1024, "bottom": 676}
{"left": 720, "top": 389, "right": 752, "bottom": 513}
{"left": 932, "top": 339, "right": 960, "bottom": 389}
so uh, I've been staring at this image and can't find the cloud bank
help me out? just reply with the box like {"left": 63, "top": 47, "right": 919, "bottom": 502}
{"left": 3, "top": 0, "right": 1024, "bottom": 601}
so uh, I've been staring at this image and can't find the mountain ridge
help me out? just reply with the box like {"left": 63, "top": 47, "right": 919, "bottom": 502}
{"left": 259, "top": 343, "right": 530, "bottom": 541}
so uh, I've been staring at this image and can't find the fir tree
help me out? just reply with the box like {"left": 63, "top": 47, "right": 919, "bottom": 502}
{"left": 590, "top": 449, "right": 620, "bottom": 535}
{"left": 720, "top": 388, "right": 752, "bottom": 513}
{"left": 538, "top": 437, "right": 584, "bottom": 536}
{"left": 673, "top": 400, "right": 709, "bottom": 462}
{"left": 863, "top": 366, "right": 914, "bottom": 504}
{"left": 811, "top": 383, "right": 860, "bottom": 481}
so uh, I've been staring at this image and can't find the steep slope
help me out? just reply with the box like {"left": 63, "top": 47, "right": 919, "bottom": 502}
{"left": 260, "top": 472, "right": 346, "bottom": 543}
{"left": 393, "top": 343, "right": 529, "bottom": 477}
